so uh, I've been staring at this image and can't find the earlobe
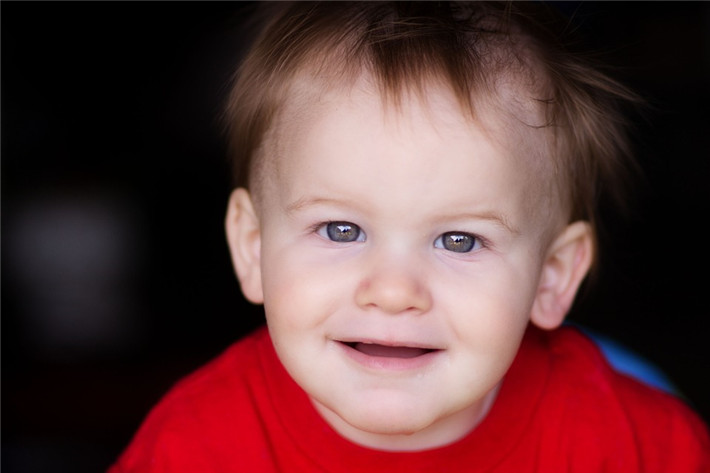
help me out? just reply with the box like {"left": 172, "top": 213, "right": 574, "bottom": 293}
{"left": 225, "top": 188, "right": 264, "bottom": 304}
{"left": 531, "top": 221, "right": 594, "bottom": 330}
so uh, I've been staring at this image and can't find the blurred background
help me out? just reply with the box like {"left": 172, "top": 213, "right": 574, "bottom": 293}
{"left": 2, "top": 2, "right": 709, "bottom": 472}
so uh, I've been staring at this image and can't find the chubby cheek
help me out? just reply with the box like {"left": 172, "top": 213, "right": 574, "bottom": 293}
{"left": 258, "top": 243, "right": 358, "bottom": 392}
{"left": 446, "top": 261, "right": 538, "bottom": 358}
{"left": 260, "top": 243, "right": 352, "bottom": 334}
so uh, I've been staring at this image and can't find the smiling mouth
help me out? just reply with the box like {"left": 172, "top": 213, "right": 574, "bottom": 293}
{"left": 342, "top": 342, "right": 438, "bottom": 359}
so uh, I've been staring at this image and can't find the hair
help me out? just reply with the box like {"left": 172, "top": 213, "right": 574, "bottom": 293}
{"left": 222, "top": 1, "right": 641, "bottom": 278}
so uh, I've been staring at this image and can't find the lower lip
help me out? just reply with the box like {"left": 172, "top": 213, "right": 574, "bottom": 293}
{"left": 337, "top": 342, "right": 442, "bottom": 372}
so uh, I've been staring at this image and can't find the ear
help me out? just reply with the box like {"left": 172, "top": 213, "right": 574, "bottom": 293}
{"left": 531, "top": 221, "right": 593, "bottom": 330}
{"left": 225, "top": 188, "right": 264, "bottom": 304}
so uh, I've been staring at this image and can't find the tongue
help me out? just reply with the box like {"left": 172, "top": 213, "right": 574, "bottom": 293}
{"left": 354, "top": 343, "right": 429, "bottom": 358}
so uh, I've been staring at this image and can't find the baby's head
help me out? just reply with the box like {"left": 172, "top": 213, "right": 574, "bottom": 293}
{"left": 224, "top": 1, "right": 637, "bottom": 451}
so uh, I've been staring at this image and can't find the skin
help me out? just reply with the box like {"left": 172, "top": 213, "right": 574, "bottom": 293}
{"left": 226, "top": 78, "right": 593, "bottom": 451}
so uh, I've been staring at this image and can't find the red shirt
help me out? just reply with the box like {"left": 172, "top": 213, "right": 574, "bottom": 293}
{"left": 109, "top": 326, "right": 710, "bottom": 472}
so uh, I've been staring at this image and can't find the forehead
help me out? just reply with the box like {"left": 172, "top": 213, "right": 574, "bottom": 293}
{"left": 262, "top": 73, "right": 558, "bottom": 208}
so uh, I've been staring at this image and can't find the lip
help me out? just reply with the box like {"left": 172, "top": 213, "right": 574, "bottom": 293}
{"left": 335, "top": 339, "right": 443, "bottom": 372}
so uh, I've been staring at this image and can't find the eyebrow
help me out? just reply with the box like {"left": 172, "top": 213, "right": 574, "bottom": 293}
{"left": 286, "top": 196, "right": 519, "bottom": 235}
{"left": 435, "top": 211, "right": 520, "bottom": 235}
{"left": 285, "top": 196, "right": 355, "bottom": 214}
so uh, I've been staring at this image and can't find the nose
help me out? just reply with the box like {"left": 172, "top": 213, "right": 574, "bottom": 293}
{"left": 354, "top": 255, "right": 432, "bottom": 315}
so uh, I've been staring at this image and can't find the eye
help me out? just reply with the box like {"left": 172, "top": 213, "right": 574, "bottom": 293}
{"left": 434, "top": 232, "right": 480, "bottom": 253}
{"left": 317, "top": 221, "right": 366, "bottom": 243}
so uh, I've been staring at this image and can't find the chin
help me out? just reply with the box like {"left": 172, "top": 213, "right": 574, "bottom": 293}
{"left": 340, "top": 407, "right": 469, "bottom": 452}
{"left": 341, "top": 400, "right": 436, "bottom": 436}
{"left": 311, "top": 384, "right": 473, "bottom": 449}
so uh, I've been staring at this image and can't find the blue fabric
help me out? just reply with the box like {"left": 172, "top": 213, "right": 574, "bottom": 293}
{"left": 572, "top": 325, "right": 678, "bottom": 395}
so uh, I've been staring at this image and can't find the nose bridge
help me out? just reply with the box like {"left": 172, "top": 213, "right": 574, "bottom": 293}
{"left": 354, "top": 243, "right": 432, "bottom": 315}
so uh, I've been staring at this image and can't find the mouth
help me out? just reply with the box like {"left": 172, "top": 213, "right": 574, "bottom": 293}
{"left": 340, "top": 341, "right": 439, "bottom": 359}
{"left": 336, "top": 339, "right": 442, "bottom": 371}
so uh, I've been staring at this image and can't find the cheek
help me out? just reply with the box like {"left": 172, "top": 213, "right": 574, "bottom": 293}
{"left": 446, "top": 268, "right": 536, "bottom": 386}
{"left": 260, "top": 245, "right": 353, "bottom": 330}
{"left": 443, "top": 260, "right": 539, "bottom": 340}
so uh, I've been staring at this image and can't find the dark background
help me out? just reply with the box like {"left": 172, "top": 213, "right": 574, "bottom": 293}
{"left": 2, "top": 2, "right": 709, "bottom": 472}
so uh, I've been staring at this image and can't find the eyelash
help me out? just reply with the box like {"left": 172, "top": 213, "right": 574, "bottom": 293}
{"left": 312, "top": 221, "right": 487, "bottom": 254}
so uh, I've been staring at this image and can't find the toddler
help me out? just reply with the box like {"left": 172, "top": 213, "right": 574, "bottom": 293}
{"left": 110, "top": 2, "right": 710, "bottom": 471}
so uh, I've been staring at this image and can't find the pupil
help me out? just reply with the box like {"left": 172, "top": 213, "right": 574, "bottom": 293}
{"left": 444, "top": 233, "right": 474, "bottom": 252}
{"left": 327, "top": 222, "right": 358, "bottom": 242}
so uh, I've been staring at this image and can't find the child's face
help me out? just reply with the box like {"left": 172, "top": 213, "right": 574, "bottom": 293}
{"left": 229, "top": 80, "right": 586, "bottom": 450}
